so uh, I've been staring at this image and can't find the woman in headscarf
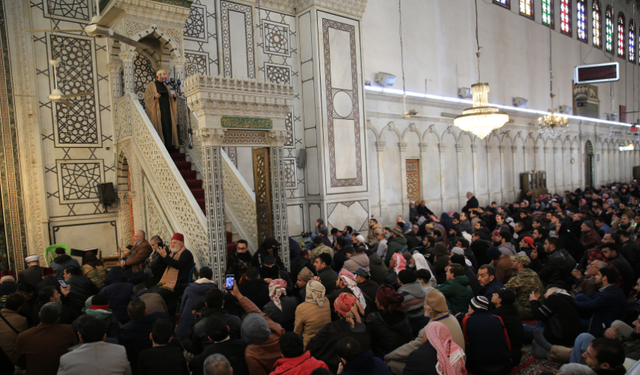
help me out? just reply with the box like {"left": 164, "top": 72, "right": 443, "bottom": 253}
{"left": 365, "top": 285, "right": 413, "bottom": 358}
{"left": 306, "top": 293, "right": 371, "bottom": 373}
{"left": 262, "top": 279, "right": 297, "bottom": 332}
{"left": 82, "top": 251, "right": 107, "bottom": 289}
{"left": 294, "top": 279, "right": 331, "bottom": 346}
{"left": 403, "top": 321, "right": 467, "bottom": 375}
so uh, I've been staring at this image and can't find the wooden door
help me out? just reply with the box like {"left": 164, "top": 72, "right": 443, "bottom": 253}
{"left": 253, "top": 148, "right": 273, "bottom": 245}
{"left": 406, "top": 159, "right": 420, "bottom": 202}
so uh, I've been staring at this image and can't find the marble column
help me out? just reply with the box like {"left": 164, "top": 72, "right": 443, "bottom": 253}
{"left": 198, "top": 130, "right": 228, "bottom": 286}
{"left": 511, "top": 145, "right": 518, "bottom": 200}
{"left": 485, "top": 145, "right": 492, "bottom": 204}
{"left": 270, "top": 146, "right": 290, "bottom": 271}
{"left": 498, "top": 145, "right": 506, "bottom": 203}
{"left": 107, "top": 61, "right": 123, "bottom": 101}
{"left": 533, "top": 146, "right": 540, "bottom": 170}
{"left": 399, "top": 142, "right": 408, "bottom": 211}
{"left": 438, "top": 143, "right": 446, "bottom": 210}
{"left": 119, "top": 49, "right": 137, "bottom": 94}
{"left": 419, "top": 142, "right": 429, "bottom": 206}
{"left": 470, "top": 144, "right": 478, "bottom": 205}
{"left": 455, "top": 144, "right": 463, "bottom": 208}
{"left": 376, "top": 141, "right": 386, "bottom": 217}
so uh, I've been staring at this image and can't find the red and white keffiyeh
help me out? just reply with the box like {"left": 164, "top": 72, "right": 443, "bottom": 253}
{"left": 268, "top": 279, "right": 288, "bottom": 311}
{"left": 425, "top": 321, "right": 467, "bottom": 375}
{"left": 392, "top": 252, "right": 407, "bottom": 274}
{"left": 338, "top": 268, "right": 367, "bottom": 309}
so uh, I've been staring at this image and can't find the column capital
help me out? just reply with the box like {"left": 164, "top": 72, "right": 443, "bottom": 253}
{"left": 398, "top": 142, "right": 407, "bottom": 153}
{"left": 470, "top": 144, "right": 478, "bottom": 153}
{"left": 543, "top": 147, "right": 550, "bottom": 152}
{"left": 570, "top": 147, "right": 575, "bottom": 152}
{"left": 498, "top": 145, "right": 506, "bottom": 153}
{"left": 511, "top": 145, "right": 518, "bottom": 153}
{"left": 454, "top": 144, "right": 462, "bottom": 153}
{"left": 533, "top": 146, "right": 540, "bottom": 153}
{"left": 485, "top": 145, "right": 492, "bottom": 153}
{"left": 107, "top": 61, "right": 122, "bottom": 73}
{"left": 375, "top": 141, "right": 386, "bottom": 152}
{"left": 553, "top": 147, "right": 559, "bottom": 152}
{"left": 562, "top": 147, "right": 568, "bottom": 151}
{"left": 118, "top": 48, "right": 137, "bottom": 63}
{"left": 419, "top": 142, "right": 428, "bottom": 152}
{"left": 438, "top": 143, "right": 446, "bottom": 153}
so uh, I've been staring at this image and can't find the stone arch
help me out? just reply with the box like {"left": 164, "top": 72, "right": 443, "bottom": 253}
{"left": 422, "top": 124, "right": 441, "bottom": 143}
{"left": 401, "top": 123, "right": 422, "bottom": 142}
{"left": 366, "top": 119, "right": 380, "bottom": 142}
{"left": 127, "top": 25, "right": 182, "bottom": 70}
{"left": 382, "top": 122, "right": 402, "bottom": 142}
{"left": 117, "top": 151, "right": 131, "bottom": 192}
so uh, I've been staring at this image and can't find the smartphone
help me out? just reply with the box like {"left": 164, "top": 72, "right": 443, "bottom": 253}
{"left": 58, "top": 279, "right": 68, "bottom": 288}
{"left": 575, "top": 263, "right": 579, "bottom": 269}
{"left": 535, "top": 286, "right": 539, "bottom": 293}
{"left": 225, "top": 274, "right": 235, "bottom": 290}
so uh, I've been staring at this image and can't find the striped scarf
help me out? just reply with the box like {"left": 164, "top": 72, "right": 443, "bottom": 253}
{"left": 158, "top": 246, "right": 186, "bottom": 292}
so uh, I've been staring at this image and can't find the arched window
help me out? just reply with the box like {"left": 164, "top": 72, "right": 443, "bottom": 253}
{"left": 618, "top": 13, "right": 625, "bottom": 58}
{"left": 542, "top": 0, "right": 554, "bottom": 28}
{"left": 519, "top": 0, "right": 533, "bottom": 18}
{"left": 561, "top": 0, "right": 572, "bottom": 36}
{"left": 593, "top": 0, "right": 601, "bottom": 48}
{"left": 494, "top": 0, "right": 510, "bottom": 8}
{"left": 630, "top": 20, "right": 636, "bottom": 62}
{"left": 605, "top": 5, "right": 614, "bottom": 53}
{"left": 577, "top": 0, "right": 587, "bottom": 42}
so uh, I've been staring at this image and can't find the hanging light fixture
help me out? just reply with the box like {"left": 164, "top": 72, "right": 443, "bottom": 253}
{"left": 537, "top": 27, "right": 569, "bottom": 138}
{"left": 620, "top": 133, "right": 634, "bottom": 151}
{"left": 454, "top": 0, "right": 509, "bottom": 139}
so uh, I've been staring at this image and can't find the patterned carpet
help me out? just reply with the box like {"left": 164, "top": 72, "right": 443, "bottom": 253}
{"left": 509, "top": 345, "right": 562, "bottom": 375}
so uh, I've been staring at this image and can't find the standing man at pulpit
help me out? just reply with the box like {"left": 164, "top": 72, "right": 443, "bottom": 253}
{"left": 144, "top": 70, "right": 178, "bottom": 152}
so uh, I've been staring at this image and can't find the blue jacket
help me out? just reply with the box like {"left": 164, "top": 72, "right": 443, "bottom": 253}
{"left": 340, "top": 350, "right": 391, "bottom": 375}
{"left": 574, "top": 284, "right": 627, "bottom": 337}
{"left": 480, "top": 278, "right": 505, "bottom": 299}
{"left": 100, "top": 281, "right": 135, "bottom": 324}
{"left": 176, "top": 281, "right": 218, "bottom": 337}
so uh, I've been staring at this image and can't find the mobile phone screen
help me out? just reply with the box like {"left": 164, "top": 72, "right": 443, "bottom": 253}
{"left": 58, "top": 279, "right": 68, "bottom": 288}
{"left": 225, "top": 275, "right": 235, "bottom": 290}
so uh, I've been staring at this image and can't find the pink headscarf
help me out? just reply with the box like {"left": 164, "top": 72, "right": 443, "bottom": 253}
{"left": 268, "top": 279, "right": 288, "bottom": 311}
{"left": 338, "top": 268, "right": 367, "bottom": 309}
{"left": 392, "top": 253, "right": 406, "bottom": 274}
{"left": 425, "top": 322, "right": 467, "bottom": 375}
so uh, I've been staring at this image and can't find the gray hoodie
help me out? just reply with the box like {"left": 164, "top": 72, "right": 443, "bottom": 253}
{"left": 498, "top": 242, "right": 516, "bottom": 256}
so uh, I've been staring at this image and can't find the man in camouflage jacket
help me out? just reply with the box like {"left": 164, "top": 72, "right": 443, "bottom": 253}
{"left": 505, "top": 254, "right": 544, "bottom": 320}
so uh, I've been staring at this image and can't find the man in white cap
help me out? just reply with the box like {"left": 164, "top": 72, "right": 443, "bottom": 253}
{"left": 144, "top": 69, "right": 178, "bottom": 151}
{"left": 18, "top": 255, "right": 42, "bottom": 287}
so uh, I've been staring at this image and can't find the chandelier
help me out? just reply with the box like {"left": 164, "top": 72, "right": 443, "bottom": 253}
{"left": 538, "top": 94, "right": 568, "bottom": 138}
{"left": 454, "top": 0, "right": 508, "bottom": 139}
{"left": 454, "top": 82, "right": 509, "bottom": 139}
{"left": 620, "top": 134, "right": 634, "bottom": 151}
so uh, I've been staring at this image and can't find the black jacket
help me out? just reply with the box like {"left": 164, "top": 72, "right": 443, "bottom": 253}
{"left": 530, "top": 292, "right": 582, "bottom": 346}
{"left": 365, "top": 310, "right": 413, "bottom": 359}
{"left": 471, "top": 239, "right": 492, "bottom": 267}
{"left": 306, "top": 320, "right": 371, "bottom": 373}
{"left": 403, "top": 341, "right": 438, "bottom": 375}
{"left": 317, "top": 267, "right": 338, "bottom": 295}
{"left": 118, "top": 311, "right": 170, "bottom": 375}
{"left": 290, "top": 256, "right": 315, "bottom": 282}
{"left": 238, "top": 279, "right": 270, "bottom": 310}
{"left": 620, "top": 239, "right": 640, "bottom": 278}
{"left": 493, "top": 304, "right": 524, "bottom": 367}
{"left": 534, "top": 248, "right": 576, "bottom": 289}
{"left": 191, "top": 308, "right": 241, "bottom": 355}
{"left": 226, "top": 250, "right": 253, "bottom": 280}
{"left": 189, "top": 339, "right": 249, "bottom": 375}
{"left": 18, "top": 265, "right": 42, "bottom": 288}
{"left": 65, "top": 274, "right": 100, "bottom": 318}
{"left": 138, "top": 345, "right": 189, "bottom": 375}
{"left": 405, "top": 231, "right": 421, "bottom": 251}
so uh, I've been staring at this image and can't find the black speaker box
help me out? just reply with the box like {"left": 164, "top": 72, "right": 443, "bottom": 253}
{"left": 97, "top": 183, "right": 116, "bottom": 206}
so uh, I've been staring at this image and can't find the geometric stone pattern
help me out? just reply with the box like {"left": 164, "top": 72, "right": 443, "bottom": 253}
{"left": 263, "top": 21, "right": 290, "bottom": 56}
{"left": 45, "top": 0, "right": 91, "bottom": 22}
{"left": 133, "top": 54, "right": 155, "bottom": 107}
{"left": 57, "top": 160, "right": 103, "bottom": 203}
{"left": 184, "top": 52, "right": 208, "bottom": 77}
{"left": 220, "top": 0, "right": 255, "bottom": 78}
{"left": 50, "top": 35, "right": 100, "bottom": 146}
{"left": 184, "top": 4, "right": 207, "bottom": 41}
{"left": 270, "top": 147, "right": 290, "bottom": 270}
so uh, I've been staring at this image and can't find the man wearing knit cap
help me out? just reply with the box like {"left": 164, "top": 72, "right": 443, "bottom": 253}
{"left": 350, "top": 234, "right": 367, "bottom": 253}
{"left": 296, "top": 267, "right": 314, "bottom": 302}
{"left": 505, "top": 254, "right": 544, "bottom": 320}
{"left": 460, "top": 296, "right": 512, "bottom": 375}
{"left": 580, "top": 220, "right": 602, "bottom": 250}
{"left": 149, "top": 233, "right": 194, "bottom": 314}
{"left": 384, "top": 288, "right": 464, "bottom": 375}
{"left": 229, "top": 282, "right": 284, "bottom": 375}
{"left": 18, "top": 255, "right": 42, "bottom": 287}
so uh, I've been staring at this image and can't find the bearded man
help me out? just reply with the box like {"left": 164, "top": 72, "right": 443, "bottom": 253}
{"left": 149, "top": 233, "right": 194, "bottom": 314}
{"left": 144, "top": 69, "right": 178, "bottom": 151}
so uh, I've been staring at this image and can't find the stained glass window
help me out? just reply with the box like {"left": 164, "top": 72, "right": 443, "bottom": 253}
{"left": 605, "top": 6, "right": 613, "bottom": 53}
{"left": 577, "top": 0, "right": 587, "bottom": 42}
{"left": 630, "top": 20, "right": 636, "bottom": 62}
{"left": 618, "top": 13, "right": 625, "bottom": 58}
{"left": 519, "top": 0, "right": 533, "bottom": 18}
{"left": 593, "top": 0, "right": 601, "bottom": 48}
{"left": 561, "top": 0, "right": 572, "bottom": 36}
{"left": 494, "top": 0, "right": 510, "bottom": 8}
{"left": 542, "top": 0, "right": 554, "bottom": 28}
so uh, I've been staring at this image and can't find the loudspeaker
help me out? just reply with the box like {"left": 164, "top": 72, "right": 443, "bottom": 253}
{"left": 97, "top": 183, "right": 116, "bottom": 206}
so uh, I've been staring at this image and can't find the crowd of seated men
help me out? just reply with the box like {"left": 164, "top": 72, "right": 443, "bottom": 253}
{"left": 3, "top": 183, "right": 640, "bottom": 375}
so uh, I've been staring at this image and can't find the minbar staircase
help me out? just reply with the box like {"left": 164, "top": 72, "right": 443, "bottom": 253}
{"left": 169, "top": 150, "right": 205, "bottom": 213}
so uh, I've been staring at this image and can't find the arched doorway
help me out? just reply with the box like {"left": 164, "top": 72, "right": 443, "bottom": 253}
{"left": 585, "top": 140, "right": 594, "bottom": 189}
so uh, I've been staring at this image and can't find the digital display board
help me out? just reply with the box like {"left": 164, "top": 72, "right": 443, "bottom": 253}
{"left": 574, "top": 62, "right": 620, "bottom": 84}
